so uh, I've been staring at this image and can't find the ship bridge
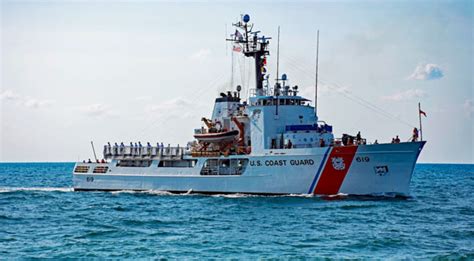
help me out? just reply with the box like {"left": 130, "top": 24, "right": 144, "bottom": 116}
{"left": 246, "top": 91, "right": 333, "bottom": 154}
{"left": 249, "top": 95, "right": 310, "bottom": 107}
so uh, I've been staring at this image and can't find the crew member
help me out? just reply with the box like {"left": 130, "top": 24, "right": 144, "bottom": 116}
{"left": 120, "top": 142, "right": 125, "bottom": 154}
{"left": 319, "top": 138, "right": 325, "bottom": 147}
{"left": 395, "top": 135, "right": 400, "bottom": 143}
{"left": 412, "top": 127, "right": 419, "bottom": 142}
{"left": 147, "top": 142, "right": 152, "bottom": 156}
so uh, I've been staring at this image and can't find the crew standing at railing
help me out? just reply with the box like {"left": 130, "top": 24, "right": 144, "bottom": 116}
{"left": 113, "top": 142, "right": 118, "bottom": 155}
{"left": 412, "top": 127, "right": 419, "bottom": 142}
{"left": 147, "top": 142, "right": 152, "bottom": 156}
{"left": 356, "top": 132, "right": 362, "bottom": 145}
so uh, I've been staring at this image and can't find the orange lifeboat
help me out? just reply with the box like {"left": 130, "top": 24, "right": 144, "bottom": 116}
{"left": 194, "top": 130, "right": 239, "bottom": 143}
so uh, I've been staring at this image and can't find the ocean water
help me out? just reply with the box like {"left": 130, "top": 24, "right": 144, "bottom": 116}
{"left": 0, "top": 163, "right": 473, "bottom": 259}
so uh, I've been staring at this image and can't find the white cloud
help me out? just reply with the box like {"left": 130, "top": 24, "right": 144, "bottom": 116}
{"left": 409, "top": 63, "right": 444, "bottom": 80}
{"left": 382, "top": 89, "right": 427, "bottom": 102}
{"left": 24, "top": 97, "right": 54, "bottom": 108}
{"left": 300, "top": 82, "right": 349, "bottom": 101}
{"left": 190, "top": 48, "right": 211, "bottom": 61}
{"left": 146, "top": 97, "right": 192, "bottom": 113}
{"left": 464, "top": 99, "right": 473, "bottom": 117}
{"left": 145, "top": 97, "right": 206, "bottom": 119}
{"left": 0, "top": 90, "right": 20, "bottom": 100}
{"left": 1, "top": 90, "right": 53, "bottom": 109}
{"left": 80, "top": 103, "right": 112, "bottom": 117}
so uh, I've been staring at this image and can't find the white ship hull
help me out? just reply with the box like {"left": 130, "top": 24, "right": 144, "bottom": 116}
{"left": 73, "top": 142, "right": 425, "bottom": 196}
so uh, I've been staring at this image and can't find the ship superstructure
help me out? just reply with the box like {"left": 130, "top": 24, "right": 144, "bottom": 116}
{"left": 73, "top": 15, "right": 425, "bottom": 196}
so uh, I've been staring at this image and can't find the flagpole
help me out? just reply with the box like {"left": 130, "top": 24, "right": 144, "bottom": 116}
{"left": 231, "top": 44, "right": 234, "bottom": 89}
{"left": 418, "top": 102, "right": 423, "bottom": 141}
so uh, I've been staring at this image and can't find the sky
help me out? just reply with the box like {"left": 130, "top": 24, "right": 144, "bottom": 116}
{"left": 0, "top": 0, "right": 473, "bottom": 163}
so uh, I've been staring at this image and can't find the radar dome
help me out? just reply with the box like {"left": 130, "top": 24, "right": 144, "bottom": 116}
{"left": 282, "top": 74, "right": 287, "bottom": 81}
{"left": 243, "top": 14, "right": 250, "bottom": 23}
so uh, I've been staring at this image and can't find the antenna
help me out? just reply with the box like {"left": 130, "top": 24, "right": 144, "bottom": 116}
{"left": 225, "top": 24, "right": 228, "bottom": 57}
{"left": 276, "top": 26, "right": 281, "bottom": 84}
{"left": 90, "top": 141, "right": 98, "bottom": 162}
{"left": 314, "top": 30, "right": 319, "bottom": 114}
{"left": 230, "top": 42, "right": 234, "bottom": 89}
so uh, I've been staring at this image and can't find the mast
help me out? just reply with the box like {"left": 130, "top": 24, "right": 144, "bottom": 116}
{"left": 226, "top": 14, "right": 271, "bottom": 96}
{"left": 276, "top": 26, "right": 280, "bottom": 85}
{"left": 314, "top": 30, "right": 319, "bottom": 114}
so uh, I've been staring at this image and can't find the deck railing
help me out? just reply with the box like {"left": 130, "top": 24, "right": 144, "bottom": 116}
{"left": 103, "top": 145, "right": 186, "bottom": 160}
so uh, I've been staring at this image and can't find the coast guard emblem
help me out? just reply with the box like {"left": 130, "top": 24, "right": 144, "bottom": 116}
{"left": 374, "top": 166, "right": 389, "bottom": 176}
{"left": 331, "top": 157, "right": 345, "bottom": 170}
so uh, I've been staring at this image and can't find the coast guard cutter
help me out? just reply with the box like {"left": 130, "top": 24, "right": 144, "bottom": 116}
{"left": 73, "top": 15, "right": 425, "bottom": 196}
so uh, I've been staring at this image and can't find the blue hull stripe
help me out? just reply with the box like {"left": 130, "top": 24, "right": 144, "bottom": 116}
{"left": 308, "top": 147, "right": 331, "bottom": 194}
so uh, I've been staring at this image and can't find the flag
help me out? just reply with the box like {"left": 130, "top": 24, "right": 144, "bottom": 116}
{"left": 419, "top": 109, "right": 427, "bottom": 117}
{"left": 232, "top": 44, "right": 242, "bottom": 52}
{"left": 234, "top": 30, "right": 243, "bottom": 41}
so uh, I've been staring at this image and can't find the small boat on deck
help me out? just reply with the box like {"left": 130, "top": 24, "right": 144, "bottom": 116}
{"left": 194, "top": 130, "right": 239, "bottom": 143}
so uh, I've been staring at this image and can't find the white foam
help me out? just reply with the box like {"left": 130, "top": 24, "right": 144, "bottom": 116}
{"left": 288, "top": 193, "right": 316, "bottom": 198}
{"left": 143, "top": 190, "right": 175, "bottom": 196}
{"left": 111, "top": 190, "right": 175, "bottom": 196}
{"left": 211, "top": 193, "right": 258, "bottom": 198}
{"left": 110, "top": 190, "right": 138, "bottom": 195}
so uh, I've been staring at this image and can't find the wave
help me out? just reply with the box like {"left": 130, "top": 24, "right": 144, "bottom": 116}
{"left": 110, "top": 190, "right": 335, "bottom": 199}
{"left": 211, "top": 193, "right": 261, "bottom": 198}
{"left": 0, "top": 187, "right": 73, "bottom": 193}
{"left": 110, "top": 190, "right": 175, "bottom": 196}
{"left": 210, "top": 193, "right": 319, "bottom": 198}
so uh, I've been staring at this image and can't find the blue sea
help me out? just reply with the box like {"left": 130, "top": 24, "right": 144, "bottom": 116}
{"left": 0, "top": 163, "right": 473, "bottom": 259}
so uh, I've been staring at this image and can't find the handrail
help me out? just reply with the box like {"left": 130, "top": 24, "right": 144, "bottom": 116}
{"left": 103, "top": 145, "right": 187, "bottom": 159}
